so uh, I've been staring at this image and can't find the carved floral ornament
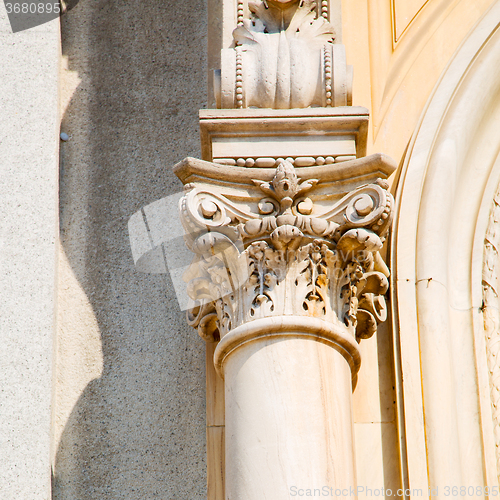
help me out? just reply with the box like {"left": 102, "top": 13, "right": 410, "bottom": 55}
{"left": 482, "top": 185, "right": 500, "bottom": 477}
{"left": 180, "top": 157, "right": 394, "bottom": 367}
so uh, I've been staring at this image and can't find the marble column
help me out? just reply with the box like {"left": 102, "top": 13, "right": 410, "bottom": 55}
{"left": 129, "top": 1, "right": 396, "bottom": 496}
{"left": 218, "top": 318, "right": 358, "bottom": 498}
{"left": 177, "top": 154, "right": 394, "bottom": 499}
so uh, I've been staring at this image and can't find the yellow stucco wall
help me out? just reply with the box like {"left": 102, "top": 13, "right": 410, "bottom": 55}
{"left": 343, "top": 0, "right": 496, "bottom": 163}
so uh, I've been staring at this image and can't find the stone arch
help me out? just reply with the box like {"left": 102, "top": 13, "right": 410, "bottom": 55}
{"left": 393, "top": 1, "right": 500, "bottom": 493}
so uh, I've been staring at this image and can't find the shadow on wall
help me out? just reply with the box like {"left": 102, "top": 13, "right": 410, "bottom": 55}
{"left": 52, "top": 0, "right": 208, "bottom": 498}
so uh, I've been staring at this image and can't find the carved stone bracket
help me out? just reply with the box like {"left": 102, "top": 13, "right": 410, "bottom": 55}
{"left": 178, "top": 154, "right": 394, "bottom": 380}
{"left": 216, "top": 0, "right": 352, "bottom": 108}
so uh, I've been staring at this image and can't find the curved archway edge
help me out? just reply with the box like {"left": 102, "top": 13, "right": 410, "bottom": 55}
{"left": 393, "top": 1, "right": 500, "bottom": 494}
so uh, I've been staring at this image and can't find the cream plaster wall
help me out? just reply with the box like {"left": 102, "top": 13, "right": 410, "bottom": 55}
{"left": 342, "top": 0, "right": 499, "bottom": 495}
{"left": 394, "top": 3, "right": 500, "bottom": 492}
{"left": 353, "top": 320, "right": 401, "bottom": 498}
{"left": 393, "top": 0, "right": 429, "bottom": 41}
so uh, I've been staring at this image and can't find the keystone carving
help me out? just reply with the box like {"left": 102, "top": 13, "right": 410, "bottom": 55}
{"left": 180, "top": 158, "right": 393, "bottom": 344}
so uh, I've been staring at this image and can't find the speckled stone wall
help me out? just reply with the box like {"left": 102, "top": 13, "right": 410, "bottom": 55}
{"left": 0, "top": 6, "right": 59, "bottom": 500}
{"left": 53, "top": 1, "right": 208, "bottom": 498}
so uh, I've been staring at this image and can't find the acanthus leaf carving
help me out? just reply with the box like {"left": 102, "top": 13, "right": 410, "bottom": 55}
{"left": 181, "top": 159, "right": 393, "bottom": 344}
{"left": 252, "top": 158, "right": 319, "bottom": 206}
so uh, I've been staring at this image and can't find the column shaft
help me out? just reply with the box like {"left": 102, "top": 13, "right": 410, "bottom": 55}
{"left": 220, "top": 330, "right": 357, "bottom": 499}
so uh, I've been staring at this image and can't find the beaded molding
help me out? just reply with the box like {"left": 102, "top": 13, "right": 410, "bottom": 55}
{"left": 235, "top": 46, "right": 243, "bottom": 108}
{"left": 237, "top": 0, "right": 244, "bottom": 25}
{"left": 324, "top": 44, "right": 332, "bottom": 106}
{"left": 320, "top": 0, "right": 328, "bottom": 20}
{"left": 214, "top": 155, "right": 357, "bottom": 167}
{"left": 235, "top": 0, "right": 245, "bottom": 108}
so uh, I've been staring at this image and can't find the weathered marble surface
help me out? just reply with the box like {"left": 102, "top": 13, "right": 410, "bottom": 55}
{"left": 224, "top": 335, "right": 355, "bottom": 499}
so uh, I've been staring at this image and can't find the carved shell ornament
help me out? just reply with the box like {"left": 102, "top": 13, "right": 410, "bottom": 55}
{"left": 182, "top": 160, "right": 393, "bottom": 343}
{"left": 243, "top": 0, "right": 334, "bottom": 37}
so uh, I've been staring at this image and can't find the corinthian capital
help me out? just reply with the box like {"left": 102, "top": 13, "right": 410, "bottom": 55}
{"left": 178, "top": 154, "right": 395, "bottom": 368}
